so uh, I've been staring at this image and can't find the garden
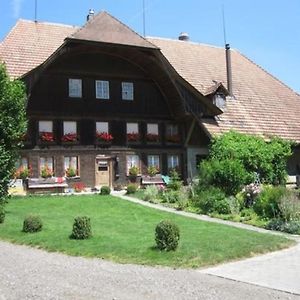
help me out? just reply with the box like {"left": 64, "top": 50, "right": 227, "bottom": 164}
{"left": 128, "top": 131, "right": 300, "bottom": 235}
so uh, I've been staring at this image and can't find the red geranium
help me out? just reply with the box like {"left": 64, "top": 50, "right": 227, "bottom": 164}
{"left": 127, "top": 132, "right": 140, "bottom": 142}
{"left": 146, "top": 133, "right": 159, "bottom": 142}
{"left": 96, "top": 131, "right": 113, "bottom": 142}
{"left": 40, "top": 132, "right": 54, "bottom": 142}
{"left": 61, "top": 133, "right": 78, "bottom": 142}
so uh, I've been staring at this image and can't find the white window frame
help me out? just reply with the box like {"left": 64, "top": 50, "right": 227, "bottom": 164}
{"left": 64, "top": 156, "right": 79, "bottom": 176}
{"left": 122, "top": 82, "right": 134, "bottom": 100}
{"left": 38, "top": 121, "right": 53, "bottom": 133}
{"left": 167, "top": 155, "right": 180, "bottom": 170}
{"left": 147, "top": 155, "right": 160, "bottom": 170}
{"left": 69, "top": 78, "right": 82, "bottom": 98}
{"left": 63, "top": 121, "right": 77, "bottom": 135}
{"left": 95, "top": 80, "right": 110, "bottom": 99}
{"left": 126, "top": 155, "right": 140, "bottom": 174}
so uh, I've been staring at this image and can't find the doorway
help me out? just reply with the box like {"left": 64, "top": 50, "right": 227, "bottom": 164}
{"left": 95, "top": 156, "right": 113, "bottom": 187}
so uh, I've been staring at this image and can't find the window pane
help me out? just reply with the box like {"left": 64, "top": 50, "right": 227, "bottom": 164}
{"left": 40, "top": 157, "right": 54, "bottom": 174}
{"left": 64, "top": 156, "right": 78, "bottom": 176}
{"left": 168, "top": 155, "right": 179, "bottom": 169}
{"left": 148, "top": 155, "right": 160, "bottom": 169}
{"left": 69, "top": 79, "right": 82, "bottom": 98}
{"left": 147, "top": 123, "right": 158, "bottom": 134}
{"left": 96, "top": 80, "right": 110, "bottom": 99}
{"left": 63, "top": 121, "right": 77, "bottom": 135}
{"left": 96, "top": 122, "right": 109, "bottom": 133}
{"left": 127, "top": 155, "right": 139, "bottom": 172}
{"left": 39, "top": 121, "right": 53, "bottom": 132}
{"left": 122, "top": 82, "right": 134, "bottom": 100}
{"left": 127, "top": 123, "right": 139, "bottom": 133}
{"left": 166, "top": 124, "right": 178, "bottom": 136}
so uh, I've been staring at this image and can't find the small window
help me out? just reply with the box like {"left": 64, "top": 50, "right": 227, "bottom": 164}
{"left": 213, "top": 93, "right": 226, "bottom": 109}
{"left": 126, "top": 122, "right": 140, "bottom": 142}
{"left": 96, "top": 122, "right": 109, "bottom": 133}
{"left": 15, "top": 157, "right": 30, "bottom": 179}
{"left": 40, "top": 157, "right": 54, "bottom": 177}
{"left": 166, "top": 124, "right": 180, "bottom": 143}
{"left": 146, "top": 123, "right": 159, "bottom": 143}
{"left": 64, "top": 156, "right": 79, "bottom": 177}
{"left": 167, "top": 155, "right": 179, "bottom": 171}
{"left": 63, "top": 121, "right": 77, "bottom": 135}
{"left": 96, "top": 80, "right": 110, "bottom": 99}
{"left": 147, "top": 155, "right": 160, "bottom": 170}
{"left": 69, "top": 79, "right": 82, "bottom": 98}
{"left": 39, "top": 121, "right": 53, "bottom": 133}
{"left": 122, "top": 82, "right": 134, "bottom": 100}
{"left": 126, "top": 155, "right": 140, "bottom": 174}
{"left": 147, "top": 123, "right": 158, "bottom": 135}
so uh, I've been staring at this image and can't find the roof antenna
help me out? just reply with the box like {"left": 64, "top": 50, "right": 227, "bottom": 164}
{"left": 143, "top": 0, "right": 146, "bottom": 37}
{"left": 222, "top": 4, "right": 227, "bottom": 45}
{"left": 34, "top": 0, "right": 38, "bottom": 22}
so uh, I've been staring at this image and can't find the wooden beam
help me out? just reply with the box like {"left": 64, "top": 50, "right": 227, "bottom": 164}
{"left": 184, "top": 118, "right": 196, "bottom": 147}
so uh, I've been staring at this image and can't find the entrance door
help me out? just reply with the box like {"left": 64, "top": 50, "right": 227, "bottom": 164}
{"left": 95, "top": 158, "right": 111, "bottom": 187}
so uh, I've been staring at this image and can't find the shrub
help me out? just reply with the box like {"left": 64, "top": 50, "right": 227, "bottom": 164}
{"left": 167, "top": 170, "right": 182, "bottom": 191}
{"left": 126, "top": 183, "right": 138, "bottom": 194}
{"left": 70, "top": 216, "right": 92, "bottom": 240}
{"left": 265, "top": 218, "right": 285, "bottom": 231}
{"left": 100, "top": 186, "right": 111, "bottom": 195}
{"left": 147, "top": 165, "right": 158, "bottom": 177}
{"left": 253, "top": 185, "right": 287, "bottom": 219}
{"left": 23, "top": 215, "right": 43, "bottom": 233}
{"left": 265, "top": 219, "right": 300, "bottom": 234}
{"left": 226, "top": 196, "right": 240, "bottom": 215}
{"left": 155, "top": 220, "right": 180, "bottom": 251}
{"left": 74, "top": 182, "right": 85, "bottom": 193}
{"left": 113, "top": 184, "right": 123, "bottom": 191}
{"left": 278, "top": 192, "right": 300, "bottom": 222}
{"left": 143, "top": 185, "right": 159, "bottom": 202}
{"left": 128, "top": 166, "right": 139, "bottom": 177}
{"left": 0, "top": 205, "right": 5, "bottom": 223}
{"left": 199, "top": 159, "right": 250, "bottom": 196}
{"left": 176, "top": 187, "right": 189, "bottom": 210}
{"left": 194, "top": 187, "right": 229, "bottom": 214}
{"left": 160, "top": 190, "right": 180, "bottom": 204}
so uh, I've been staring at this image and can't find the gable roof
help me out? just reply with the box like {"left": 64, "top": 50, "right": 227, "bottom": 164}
{"left": 1, "top": 15, "right": 300, "bottom": 142}
{"left": 69, "top": 11, "right": 157, "bottom": 49}
{"left": 148, "top": 37, "right": 300, "bottom": 142}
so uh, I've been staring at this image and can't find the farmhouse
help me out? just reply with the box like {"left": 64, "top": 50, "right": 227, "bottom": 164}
{"left": 1, "top": 10, "right": 300, "bottom": 189}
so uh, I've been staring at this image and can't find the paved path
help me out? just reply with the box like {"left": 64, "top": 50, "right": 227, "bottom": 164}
{"left": 0, "top": 241, "right": 298, "bottom": 300}
{"left": 113, "top": 191, "right": 300, "bottom": 296}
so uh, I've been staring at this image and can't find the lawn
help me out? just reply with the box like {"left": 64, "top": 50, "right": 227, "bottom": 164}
{"left": 0, "top": 194, "right": 293, "bottom": 268}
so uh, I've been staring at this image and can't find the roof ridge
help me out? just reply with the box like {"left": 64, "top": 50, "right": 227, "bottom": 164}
{"left": 237, "top": 51, "right": 300, "bottom": 97}
{"left": 16, "top": 18, "right": 79, "bottom": 29}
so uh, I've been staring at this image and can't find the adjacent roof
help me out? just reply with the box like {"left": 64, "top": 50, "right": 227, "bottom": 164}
{"left": 69, "top": 11, "right": 157, "bottom": 49}
{"left": 1, "top": 13, "right": 300, "bottom": 142}
{"left": 148, "top": 37, "right": 300, "bottom": 142}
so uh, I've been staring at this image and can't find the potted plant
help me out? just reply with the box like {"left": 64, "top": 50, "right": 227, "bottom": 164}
{"left": 40, "top": 165, "right": 53, "bottom": 178}
{"left": 15, "top": 166, "right": 32, "bottom": 180}
{"left": 61, "top": 132, "right": 78, "bottom": 143}
{"left": 127, "top": 132, "right": 140, "bottom": 142}
{"left": 147, "top": 165, "right": 158, "bottom": 177}
{"left": 128, "top": 165, "right": 139, "bottom": 183}
{"left": 39, "top": 131, "right": 55, "bottom": 143}
{"left": 65, "top": 167, "right": 77, "bottom": 178}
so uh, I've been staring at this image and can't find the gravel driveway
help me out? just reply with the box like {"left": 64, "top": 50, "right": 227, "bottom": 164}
{"left": 0, "top": 241, "right": 298, "bottom": 300}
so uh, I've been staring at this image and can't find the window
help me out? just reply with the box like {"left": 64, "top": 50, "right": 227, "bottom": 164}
{"left": 213, "top": 93, "right": 226, "bottom": 109}
{"left": 63, "top": 121, "right": 77, "bottom": 135}
{"left": 40, "top": 157, "right": 54, "bottom": 177}
{"left": 64, "top": 156, "right": 79, "bottom": 177}
{"left": 16, "top": 157, "right": 28, "bottom": 169}
{"left": 147, "top": 155, "right": 160, "bottom": 170}
{"left": 146, "top": 123, "right": 159, "bottom": 142}
{"left": 39, "top": 121, "right": 54, "bottom": 142}
{"left": 96, "top": 122, "right": 109, "bottom": 133}
{"left": 126, "top": 155, "right": 140, "bottom": 174}
{"left": 166, "top": 124, "right": 180, "bottom": 143}
{"left": 126, "top": 122, "right": 140, "bottom": 142}
{"left": 39, "top": 121, "right": 53, "bottom": 133}
{"left": 15, "top": 157, "right": 30, "bottom": 179}
{"left": 96, "top": 80, "right": 110, "bottom": 99}
{"left": 69, "top": 79, "right": 82, "bottom": 98}
{"left": 168, "top": 155, "right": 179, "bottom": 170}
{"left": 122, "top": 82, "right": 134, "bottom": 100}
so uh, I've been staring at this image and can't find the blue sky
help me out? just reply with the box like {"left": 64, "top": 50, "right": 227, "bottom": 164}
{"left": 1, "top": 0, "right": 299, "bottom": 93}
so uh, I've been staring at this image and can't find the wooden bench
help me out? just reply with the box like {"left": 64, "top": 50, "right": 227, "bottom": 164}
{"left": 27, "top": 177, "right": 68, "bottom": 194}
{"left": 141, "top": 174, "right": 166, "bottom": 187}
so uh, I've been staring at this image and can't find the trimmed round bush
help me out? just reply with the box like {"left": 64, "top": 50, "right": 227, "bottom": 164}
{"left": 70, "top": 216, "right": 92, "bottom": 240}
{"left": 155, "top": 220, "right": 180, "bottom": 251}
{"left": 23, "top": 215, "right": 43, "bottom": 233}
{"left": 126, "top": 183, "right": 138, "bottom": 194}
{"left": 100, "top": 186, "right": 111, "bottom": 195}
{"left": 0, "top": 205, "right": 5, "bottom": 224}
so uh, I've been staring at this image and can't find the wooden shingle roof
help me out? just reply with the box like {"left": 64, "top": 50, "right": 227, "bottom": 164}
{"left": 1, "top": 15, "right": 300, "bottom": 142}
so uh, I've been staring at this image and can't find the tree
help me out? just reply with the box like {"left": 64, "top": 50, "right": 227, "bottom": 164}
{"left": 0, "top": 63, "right": 27, "bottom": 204}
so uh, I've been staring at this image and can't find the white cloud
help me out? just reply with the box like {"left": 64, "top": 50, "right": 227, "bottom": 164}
{"left": 12, "top": 0, "right": 24, "bottom": 18}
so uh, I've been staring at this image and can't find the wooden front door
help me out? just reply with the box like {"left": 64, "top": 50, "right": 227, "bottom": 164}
{"left": 95, "top": 158, "right": 112, "bottom": 187}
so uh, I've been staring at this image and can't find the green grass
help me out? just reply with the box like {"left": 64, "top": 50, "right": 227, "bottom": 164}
{"left": 0, "top": 195, "right": 294, "bottom": 268}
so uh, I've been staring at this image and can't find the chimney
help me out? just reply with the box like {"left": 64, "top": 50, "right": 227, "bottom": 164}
{"left": 87, "top": 9, "right": 95, "bottom": 22}
{"left": 225, "top": 43, "right": 233, "bottom": 96}
{"left": 178, "top": 32, "right": 189, "bottom": 41}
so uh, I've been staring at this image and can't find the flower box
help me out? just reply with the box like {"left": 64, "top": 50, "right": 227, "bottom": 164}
{"left": 61, "top": 133, "right": 79, "bottom": 143}
{"left": 95, "top": 132, "right": 113, "bottom": 144}
{"left": 39, "top": 132, "right": 55, "bottom": 144}
{"left": 127, "top": 132, "right": 140, "bottom": 142}
{"left": 146, "top": 133, "right": 159, "bottom": 143}
{"left": 166, "top": 134, "right": 181, "bottom": 143}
